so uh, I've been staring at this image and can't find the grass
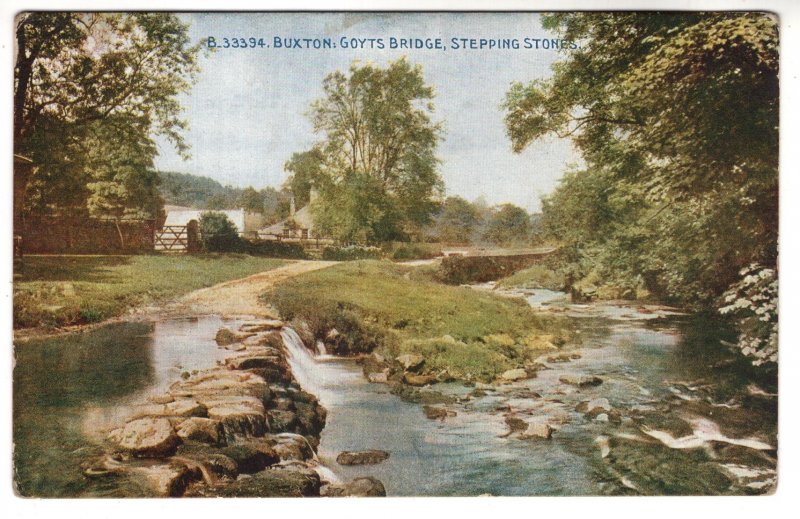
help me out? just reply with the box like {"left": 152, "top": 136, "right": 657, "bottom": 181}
{"left": 265, "top": 260, "right": 568, "bottom": 382}
{"left": 496, "top": 264, "right": 565, "bottom": 290}
{"left": 14, "top": 254, "right": 287, "bottom": 329}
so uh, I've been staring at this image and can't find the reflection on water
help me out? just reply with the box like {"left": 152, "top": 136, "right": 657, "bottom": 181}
{"left": 13, "top": 317, "right": 235, "bottom": 497}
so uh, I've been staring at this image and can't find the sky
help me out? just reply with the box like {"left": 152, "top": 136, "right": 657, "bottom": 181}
{"left": 153, "top": 12, "right": 582, "bottom": 213}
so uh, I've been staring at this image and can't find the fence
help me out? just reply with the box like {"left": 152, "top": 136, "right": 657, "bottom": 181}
{"left": 18, "top": 217, "right": 156, "bottom": 254}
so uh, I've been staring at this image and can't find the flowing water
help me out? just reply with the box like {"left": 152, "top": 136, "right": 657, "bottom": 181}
{"left": 13, "top": 292, "right": 778, "bottom": 497}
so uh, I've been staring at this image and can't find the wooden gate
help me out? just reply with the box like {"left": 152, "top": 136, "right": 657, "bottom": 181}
{"left": 154, "top": 225, "right": 189, "bottom": 252}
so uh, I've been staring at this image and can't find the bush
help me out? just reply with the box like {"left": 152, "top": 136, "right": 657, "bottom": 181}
{"left": 241, "top": 240, "right": 307, "bottom": 259}
{"left": 386, "top": 242, "right": 443, "bottom": 261}
{"left": 199, "top": 212, "right": 242, "bottom": 252}
{"left": 321, "top": 245, "right": 383, "bottom": 261}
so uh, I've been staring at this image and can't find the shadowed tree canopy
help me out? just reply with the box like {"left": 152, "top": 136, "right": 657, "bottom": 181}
{"left": 504, "top": 12, "right": 778, "bottom": 364}
{"left": 14, "top": 12, "right": 202, "bottom": 222}
{"left": 300, "top": 58, "right": 444, "bottom": 243}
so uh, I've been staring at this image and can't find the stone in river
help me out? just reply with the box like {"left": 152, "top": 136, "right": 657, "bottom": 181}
{"left": 322, "top": 476, "right": 387, "bottom": 497}
{"left": 267, "top": 409, "right": 298, "bottom": 432}
{"left": 367, "top": 370, "right": 389, "bottom": 383}
{"left": 395, "top": 354, "right": 425, "bottom": 372}
{"left": 336, "top": 450, "right": 390, "bottom": 466}
{"left": 576, "top": 397, "right": 612, "bottom": 416}
{"left": 221, "top": 441, "right": 280, "bottom": 474}
{"left": 559, "top": 374, "right": 603, "bottom": 387}
{"left": 175, "top": 417, "right": 224, "bottom": 445}
{"left": 128, "top": 461, "right": 201, "bottom": 496}
{"left": 504, "top": 415, "right": 529, "bottom": 433}
{"left": 110, "top": 417, "right": 181, "bottom": 457}
{"left": 423, "top": 405, "right": 450, "bottom": 420}
{"left": 521, "top": 422, "right": 554, "bottom": 440}
{"left": 239, "top": 320, "right": 284, "bottom": 333}
{"left": 403, "top": 373, "right": 436, "bottom": 386}
{"left": 270, "top": 433, "right": 315, "bottom": 462}
{"left": 500, "top": 368, "right": 529, "bottom": 381}
{"left": 196, "top": 467, "right": 321, "bottom": 497}
{"left": 215, "top": 327, "right": 253, "bottom": 346}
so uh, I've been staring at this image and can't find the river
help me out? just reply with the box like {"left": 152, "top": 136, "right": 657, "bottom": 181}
{"left": 13, "top": 291, "right": 777, "bottom": 496}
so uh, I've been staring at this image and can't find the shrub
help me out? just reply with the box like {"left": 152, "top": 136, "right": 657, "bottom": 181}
{"left": 386, "top": 242, "right": 443, "bottom": 261}
{"left": 241, "top": 240, "right": 307, "bottom": 259}
{"left": 321, "top": 245, "right": 383, "bottom": 261}
{"left": 199, "top": 212, "right": 242, "bottom": 252}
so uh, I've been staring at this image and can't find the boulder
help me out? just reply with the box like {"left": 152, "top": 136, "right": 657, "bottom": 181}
{"left": 504, "top": 415, "right": 529, "bottom": 433}
{"left": 131, "top": 398, "right": 207, "bottom": 420}
{"left": 110, "top": 417, "right": 180, "bottom": 458}
{"left": 500, "top": 368, "right": 529, "bottom": 382}
{"left": 521, "top": 422, "right": 554, "bottom": 440}
{"left": 175, "top": 417, "right": 224, "bottom": 445}
{"left": 239, "top": 320, "right": 284, "bottom": 333}
{"left": 367, "top": 370, "right": 389, "bottom": 383}
{"left": 175, "top": 445, "right": 239, "bottom": 480}
{"left": 129, "top": 462, "right": 201, "bottom": 497}
{"left": 322, "top": 476, "right": 387, "bottom": 497}
{"left": 220, "top": 442, "right": 279, "bottom": 474}
{"left": 198, "top": 467, "right": 321, "bottom": 497}
{"left": 423, "top": 405, "right": 449, "bottom": 420}
{"left": 267, "top": 409, "right": 298, "bottom": 432}
{"left": 403, "top": 373, "right": 436, "bottom": 387}
{"left": 225, "top": 353, "right": 288, "bottom": 372}
{"left": 336, "top": 450, "right": 390, "bottom": 466}
{"left": 559, "top": 374, "right": 603, "bottom": 387}
{"left": 215, "top": 327, "right": 253, "bottom": 346}
{"left": 576, "top": 397, "right": 612, "bottom": 416}
{"left": 396, "top": 354, "right": 425, "bottom": 372}
{"left": 270, "top": 433, "right": 315, "bottom": 462}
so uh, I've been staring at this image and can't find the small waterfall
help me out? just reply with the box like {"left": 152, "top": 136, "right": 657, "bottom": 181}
{"left": 315, "top": 340, "right": 328, "bottom": 356}
{"left": 280, "top": 327, "right": 320, "bottom": 394}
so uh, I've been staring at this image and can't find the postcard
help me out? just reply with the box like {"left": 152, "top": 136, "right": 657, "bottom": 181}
{"left": 11, "top": 10, "right": 779, "bottom": 498}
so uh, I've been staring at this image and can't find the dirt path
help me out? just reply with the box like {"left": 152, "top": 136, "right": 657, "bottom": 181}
{"left": 164, "top": 260, "right": 338, "bottom": 319}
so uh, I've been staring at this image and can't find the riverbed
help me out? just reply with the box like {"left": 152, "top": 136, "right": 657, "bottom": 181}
{"left": 13, "top": 291, "right": 777, "bottom": 496}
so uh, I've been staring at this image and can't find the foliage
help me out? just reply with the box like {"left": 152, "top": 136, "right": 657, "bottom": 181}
{"left": 719, "top": 265, "right": 778, "bottom": 366}
{"left": 385, "top": 242, "right": 443, "bottom": 261}
{"left": 497, "top": 264, "right": 565, "bottom": 291}
{"left": 297, "top": 58, "right": 444, "bottom": 243}
{"left": 199, "top": 212, "right": 241, "bottom": 252}
{"left": 321, "top": 245, "right": 383, "bottom": 261}
{"left": 240, "top": 240, "right": 308, "bottom": 259}
{"left": 284, "top": 148, "right": 326, "bottom": 208}
{"left": 504, "top": 13, "right": 778, "bottom": 360}
{"left": 263, "top": 260, "right": 564, "bottom": 381}
{"left": 429, "top": 196, "right": 482, "bottom": 243}
{"left": 14, "top": 255, "right": 286, "bottom": 328}
{"left": 14, "top": 13, "right": 201, "bottom": 223}
{"left": 482, "top": 203, "right": 533, "bottom": 246}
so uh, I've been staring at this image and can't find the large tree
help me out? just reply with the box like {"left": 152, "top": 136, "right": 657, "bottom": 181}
{"left": 14, "top": 13, "right": 201, "bottom": 224}
{"left": 302, "top": 58, "right": 443, "bottom": 243}
{"left": 504, "top": 13, "right": 778, "bottom": 364}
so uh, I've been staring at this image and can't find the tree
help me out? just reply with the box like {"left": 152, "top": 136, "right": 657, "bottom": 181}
{"left": 301, "top": 58, "right": 444, "bottom": 242}
{"left": 238, "top": 187, "right": 265, "bottom": 213}
{"left": 14, "top": 13, "right": 201, "bottom": 225}
{"left": 504, "top": 13, "right": 778, "bottom": 364}
{"left": 483, "top": 204, "right": 532, "bottom": 246}
{"left": 432, "top": 196, "right": 481, "bottom": 243}
{"left": 283, "top": 148, "right": 326, "bottom": 208}
{"left": 199, "top": 212, "right": 241, "bottom": 252}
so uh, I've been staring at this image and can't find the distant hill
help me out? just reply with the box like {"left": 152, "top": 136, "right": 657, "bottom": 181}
{"left": 158, "top": 171, "right": 245, "bottom": 209}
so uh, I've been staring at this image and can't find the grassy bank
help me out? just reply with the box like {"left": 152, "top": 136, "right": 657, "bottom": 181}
{"left": 14, "top": 254, "right": 287, "bottom": 329}
{"left": 496, "top": 264, "right": 565, "bottom": 291}
{"left": 264, "top": 260, "right": 568, "bottom": 382}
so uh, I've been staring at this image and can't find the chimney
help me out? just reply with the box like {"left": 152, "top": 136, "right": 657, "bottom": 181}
{"left": 289, "top": 197, "right": 296, "bottom": 216}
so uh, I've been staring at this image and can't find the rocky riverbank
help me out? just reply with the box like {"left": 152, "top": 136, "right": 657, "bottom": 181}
{"left": 82, "top": 319, "right": 385, "bottom": 497}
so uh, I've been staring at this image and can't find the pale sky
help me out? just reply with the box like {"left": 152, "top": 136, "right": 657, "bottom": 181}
{"left": 153, "top": 12, "right": 581, "bottom": 212}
